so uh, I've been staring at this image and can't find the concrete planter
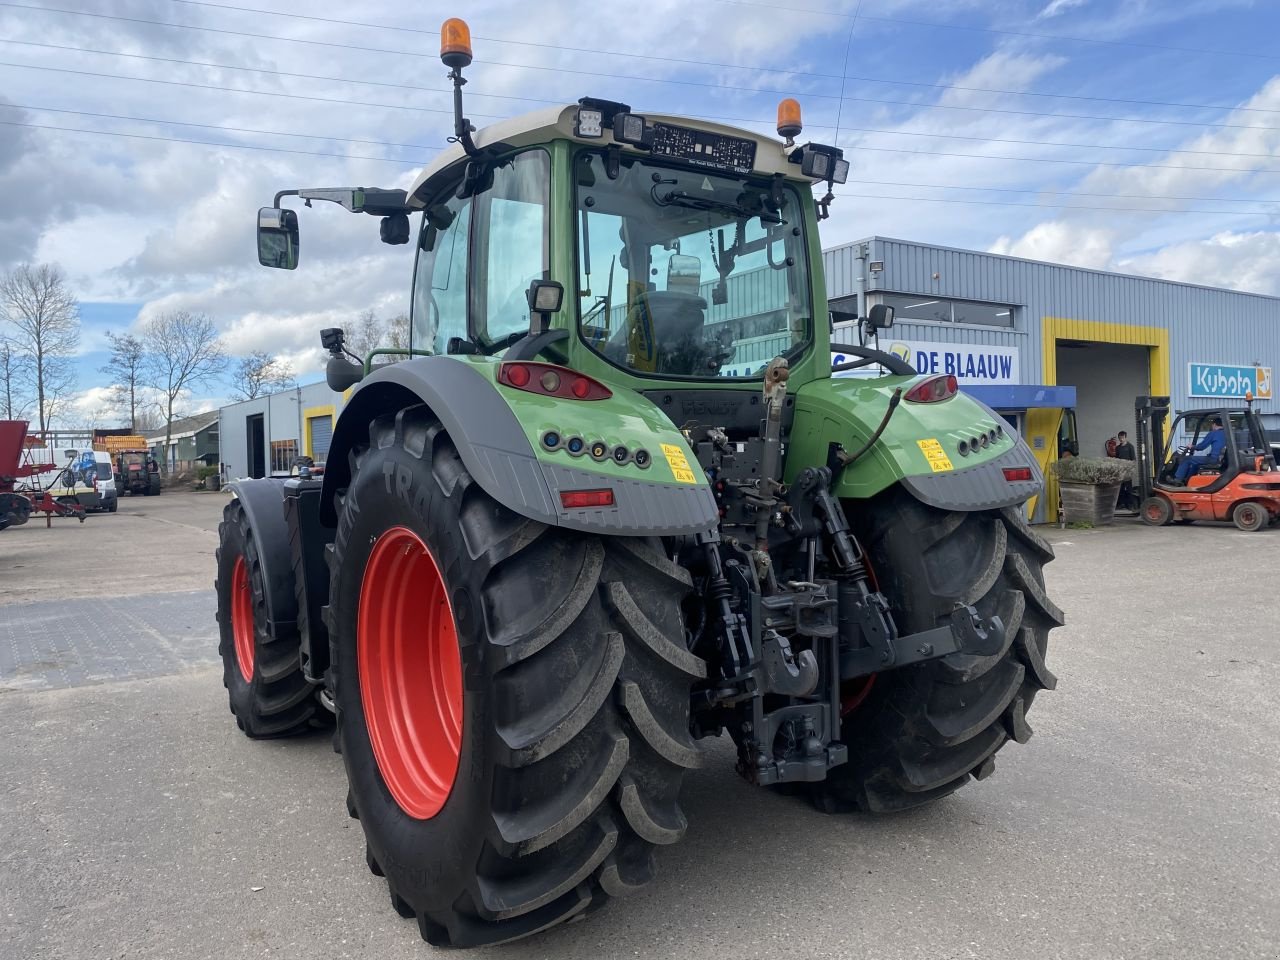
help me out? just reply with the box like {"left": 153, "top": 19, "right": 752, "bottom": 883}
{"left": 1059, "top": 480, "right": 1121, "bottom": 526}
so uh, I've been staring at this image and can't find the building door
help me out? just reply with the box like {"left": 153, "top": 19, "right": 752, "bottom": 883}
{"left": 307, "top": 414, "right": 333, "bottom": 461}
{"left": 246, "top": 414, "right": 265, "bottom": 479}
{"left": 1055, "top": 342, "right": 1151, "bottom": 457}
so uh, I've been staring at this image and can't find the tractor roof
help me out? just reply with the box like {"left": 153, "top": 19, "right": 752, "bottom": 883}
{"left": 407, "top": 104, "right": 813, "bottom": 208}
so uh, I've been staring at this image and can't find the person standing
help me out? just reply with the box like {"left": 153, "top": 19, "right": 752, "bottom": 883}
{"left": 1114, "top": 430, "right": 1136, "bottom": 509}
{"left": 1114, "top": 431, "right": 1135, "bottom": 461}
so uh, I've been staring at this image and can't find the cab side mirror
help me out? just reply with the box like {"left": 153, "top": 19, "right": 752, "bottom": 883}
{"left": 258, "top": 207, "right": 299, "bottom": 270}
{"left": 867, "top": 303, "right": 894, "bottom": 332}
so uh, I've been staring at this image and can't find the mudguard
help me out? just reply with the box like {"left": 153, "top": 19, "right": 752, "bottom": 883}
{"left": 226, "top": 478, "right": 299, "bottom": 640}
{"left": 786, "top": 375, "right": 1043, "bottom": 512}
{"left": 319, "top": 355, "right": 719, "bottom": 537}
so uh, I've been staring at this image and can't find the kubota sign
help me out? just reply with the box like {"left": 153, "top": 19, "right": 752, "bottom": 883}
{"left": 1188, "top": 363, "right": 1273, "bottom": 400}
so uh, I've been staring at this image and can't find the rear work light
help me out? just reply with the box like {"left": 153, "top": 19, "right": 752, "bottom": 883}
{"left": 498, "top": 362, "right": 612, "bottom": 400}
{"left": 560, "top": 489, "right": 615, "bottom": 509}
{"left": 904, "top": 374, "right": 958, "bottom": 403}
{"left": 1003, "top": 467, "right": 1034, "bottom": 482}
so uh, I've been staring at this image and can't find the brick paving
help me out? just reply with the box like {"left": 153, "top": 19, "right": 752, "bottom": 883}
{"left": 0, "top": 589, "right": 218, "bottom": 691}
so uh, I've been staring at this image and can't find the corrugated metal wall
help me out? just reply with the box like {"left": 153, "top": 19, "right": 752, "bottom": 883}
{"left": 824, "top": 236, "right": 1280, "bottom": 422}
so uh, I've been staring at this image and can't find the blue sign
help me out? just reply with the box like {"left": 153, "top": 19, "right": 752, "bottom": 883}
{"left": 1188, "top": 363, "right": 1273, "bottom": 400}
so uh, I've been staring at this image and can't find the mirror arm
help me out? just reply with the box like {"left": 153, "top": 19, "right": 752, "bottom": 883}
{"left": 272, "top": 188, "right": 410, "bottom": 216}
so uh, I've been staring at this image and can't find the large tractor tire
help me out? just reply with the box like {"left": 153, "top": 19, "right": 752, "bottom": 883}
{"left": 326, "top": 405, "right": 703, "bottom": 948}
{"left": 215, "top": 500, "right": 321, "bottom": 737}
{"left": 812, "top": 488, "right": 1064, "bottom": 813}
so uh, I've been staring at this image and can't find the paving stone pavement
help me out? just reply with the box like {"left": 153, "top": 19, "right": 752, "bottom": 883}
{"left": 0, "top": 589, "right": 218, "bottom": 691}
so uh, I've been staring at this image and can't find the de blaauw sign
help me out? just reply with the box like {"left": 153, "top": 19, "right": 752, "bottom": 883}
{"left": 832, "top": 339, "right": 1020, "bottom": 384}
{"left": 1188, "top": 363, "right": 1273, "bottom": 400}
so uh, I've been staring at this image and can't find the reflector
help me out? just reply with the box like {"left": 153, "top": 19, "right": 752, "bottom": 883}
{"left": 560, "top": 489, "right": 615, "bottom": 509}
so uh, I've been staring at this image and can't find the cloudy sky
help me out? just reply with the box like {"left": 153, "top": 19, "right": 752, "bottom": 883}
{"left": 2, "top": 0, "right": 1279, "bottom": 425}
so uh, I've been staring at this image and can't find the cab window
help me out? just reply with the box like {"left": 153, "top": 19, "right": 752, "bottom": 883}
{"left": 410, "top": 193, "right": 471, "bottom": 355}
{"left": 469, "top": 149, "right": 550, "bottom": 346}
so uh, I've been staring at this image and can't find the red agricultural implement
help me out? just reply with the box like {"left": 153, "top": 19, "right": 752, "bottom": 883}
{"left": 0, "top": 420, "right": 86, "bottom": 530}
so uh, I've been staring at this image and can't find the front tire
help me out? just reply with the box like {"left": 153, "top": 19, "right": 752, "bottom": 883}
{"left": 812, "top": 489, "right": 1064, "bottom": 813}
{"left": 327, "top": 405, "right": 704, "bottom": 948}
{"left": 215, "top": 500, "right": 320, "bottom": 737}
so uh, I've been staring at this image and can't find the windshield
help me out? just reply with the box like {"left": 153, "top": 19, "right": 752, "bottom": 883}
{"left": 574, "top": 152, "right": 812, "bottom": 379}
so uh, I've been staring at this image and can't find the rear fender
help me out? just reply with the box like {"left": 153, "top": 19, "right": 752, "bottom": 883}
{"left": 226, "top": 478, "right": 299, "bottom": 641}
{"left": 319, "top": 355, "right": 719, "bottom": 536}
{"left": 787, "top": 375, "right": 1043, "bottom": 512}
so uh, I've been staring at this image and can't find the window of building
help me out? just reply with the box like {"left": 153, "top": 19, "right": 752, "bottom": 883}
{"left": 874, "top": 293, "right": 1015, "bottom": 328}
{"left": 271, "top": 439, "right": 298, "bottom": 473}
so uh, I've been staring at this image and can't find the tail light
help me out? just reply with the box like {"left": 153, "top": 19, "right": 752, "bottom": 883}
{"left": 560, "top": 489, "right": 615, "bottom": 509}
{"left": 1003, "top": 467, "right": 1033, "bottom": 482}
{"left": 904, "top": 374, "right": 958, "bottom": 403}
{"left": 498, "top": 362, "right": 611, "bottom": 400}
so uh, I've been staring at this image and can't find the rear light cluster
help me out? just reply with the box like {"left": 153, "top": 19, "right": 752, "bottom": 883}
{"left": 957, "top": 424, "right": 1005, "bottom": 456}
{"left": 904, "top": 374, "right": 958, "bottom": 404}
{"left": 559, "top": 489, "right": 615, "bottom": 509}
{"left": 541, "top": 430, "right": 651, "bottom": 469}
{"left": 1002, "top": 467, "right": 1034, "bottom": 482}
{"left": 498, "top": 361, "right": 611, "bottom": 401}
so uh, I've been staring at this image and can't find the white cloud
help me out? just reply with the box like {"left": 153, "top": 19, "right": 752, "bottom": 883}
{"left": 990, "top": 222, "right": 1116, "bottom": 268}
{"left": 1116, "top": 230, "right": 1280, "bottom": 295}
{"left": 1037, "top": 0, "right": 1088, "bottom": 20}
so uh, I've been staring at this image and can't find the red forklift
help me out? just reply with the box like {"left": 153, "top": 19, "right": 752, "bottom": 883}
{"left": 1135, "top": 395, "right": 1280, "bottom": 531}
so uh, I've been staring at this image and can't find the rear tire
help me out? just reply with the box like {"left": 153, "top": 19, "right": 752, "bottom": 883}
{"left": 215, "top": 499, "right": 319, "bottom": 737}
{"left": 327, "top": 404, "right": 703, "bottom": 947}
{"left": 1232, "top": 501, "right": 1267, "bottom": 532}
{"left": 811, "top": 489, "right": 1063, "bottom": 813}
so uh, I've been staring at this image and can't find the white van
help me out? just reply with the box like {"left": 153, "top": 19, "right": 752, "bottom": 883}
{"left": 92, "top": 451, "right": 118, "bottom": 513}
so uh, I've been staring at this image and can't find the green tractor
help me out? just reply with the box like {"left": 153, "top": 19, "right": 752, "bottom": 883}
{"left": 217, "top": 19, "right": 1063, "bottom": 948}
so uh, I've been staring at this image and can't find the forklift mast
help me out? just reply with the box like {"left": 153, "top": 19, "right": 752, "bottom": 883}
{"left": 1134, "top": 395, "right": 1170, "bottom": 501}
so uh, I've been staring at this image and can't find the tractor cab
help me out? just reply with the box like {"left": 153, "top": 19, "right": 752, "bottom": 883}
{"left": 1135, "top": 395, "right": 1280, "bottom": 530}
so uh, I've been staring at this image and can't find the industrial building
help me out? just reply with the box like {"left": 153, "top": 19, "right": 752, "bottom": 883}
{"left": 218, "top": 382, "right": 344, "bottom": 480}
{"left": 218, "top": 236, "right": 1278, "bottom": 520}
{"left": 825, "top": 237, "right": 1278, "bottom": 519}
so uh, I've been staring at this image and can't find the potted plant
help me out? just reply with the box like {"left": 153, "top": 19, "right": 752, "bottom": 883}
{"left": 1049, "top": 456, "right": 1135, "bottom": 526}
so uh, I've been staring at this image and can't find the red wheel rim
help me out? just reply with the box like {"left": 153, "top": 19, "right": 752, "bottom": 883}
{"left": 230, "top": 555, "right": 255, "bottom": 683}
{"left": 358, "top": 526, "right": 463, "bottom": 820}
{"left": 1143, "top": 500, "right": 1166, "bottom": 524}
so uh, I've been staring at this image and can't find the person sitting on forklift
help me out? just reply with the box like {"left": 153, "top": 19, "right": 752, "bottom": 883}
{"left": 1173, "top": 418, "right": 1226, "bottom": 484}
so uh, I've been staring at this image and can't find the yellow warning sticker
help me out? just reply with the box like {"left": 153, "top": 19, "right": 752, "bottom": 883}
{"left": 916, "top": 438, "right": 954, "bottom": 473}
{"left": 660, "top": 442, "right": 698, "bottom": 484}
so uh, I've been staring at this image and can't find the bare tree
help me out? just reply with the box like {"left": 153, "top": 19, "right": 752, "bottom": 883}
{"left": 386, "top": 312, "right": 410, "bottom": 351}
{"left": 0, "top": 336, "right": 32, "bottom": 420}
{"left": 0, "top": 263, "right": 80, "bottom": 432}
{"left": 134, "top": 404, "right": 164, "bottom": 433}
{"left": 99, "top": 331, "right": 148, "bottom": 431}
{"left": 232, "top": 350, "right": 295, "bottom": 400}
{"left": 141, "top": 311, "right": 226, "bottom": 471}
{"left": 345, "top": 308, "right": 385, "bottom": 359}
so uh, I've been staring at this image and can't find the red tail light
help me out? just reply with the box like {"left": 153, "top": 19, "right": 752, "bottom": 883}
{"left": 1003, "top": 467, "right": 1033, "bottom": 482}
{"left": 498, "top": 362, "right": 611, "bottom": 400}
{"left": 560, "top": 489, "right": 615, "bottom": 509}
{"left": 904, "top": 374, "right": 958, "bottom": 403}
